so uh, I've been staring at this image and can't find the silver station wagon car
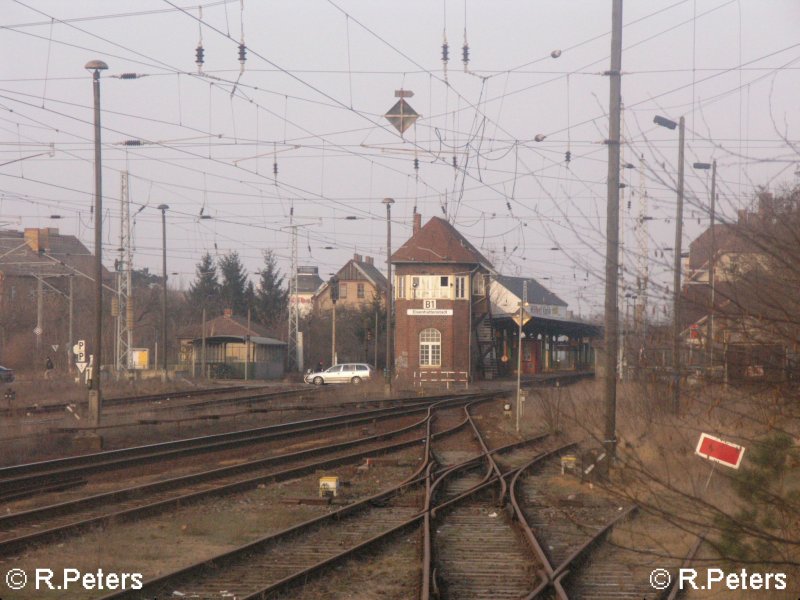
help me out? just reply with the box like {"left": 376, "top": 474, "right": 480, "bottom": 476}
{"left": 305, "top": 363, "right": 374, "bottom": 385}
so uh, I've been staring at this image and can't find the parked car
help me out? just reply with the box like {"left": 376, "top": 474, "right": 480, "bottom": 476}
{"left": 305, "top": 363, "right": 374, "bottom": 385}
{"left": 0, "top": 365, "right": 15, "bottom": 383}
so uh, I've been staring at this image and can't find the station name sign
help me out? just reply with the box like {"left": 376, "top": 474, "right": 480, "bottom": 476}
{"left": 407, "top": 308, "right": 453, "bottom": 316}
{"left": 407, "top": 299, "right": 452, "bottom": 316}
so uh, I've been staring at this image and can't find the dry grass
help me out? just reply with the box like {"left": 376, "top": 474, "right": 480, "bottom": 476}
{"left": 521, "top": 379, "right": 800, "bottom": 581}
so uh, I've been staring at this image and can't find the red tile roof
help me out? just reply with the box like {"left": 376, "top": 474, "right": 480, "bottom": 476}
{"left": 391, "top": 216, "right": 492, "bottom": 268}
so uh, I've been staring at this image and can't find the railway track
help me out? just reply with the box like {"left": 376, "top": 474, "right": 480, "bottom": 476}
{"left": 0, "top": 392, "right": 487, "bottom": 495}
{"left": 0, "top": 384, "right": 276, "bottom": 417}
{"left": 0, "top": 397, "right": 493, "bottom": 555}
{"left": 504, "top": 448, "right": 697, "bottom": 600}
{"left": 97, "top": 397, "right": 549, "bottom": 600}
{"left": 423, "top": 401, "right": 554, "bottom": 600}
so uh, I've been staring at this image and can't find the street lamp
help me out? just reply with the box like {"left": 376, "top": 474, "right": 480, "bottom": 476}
{"left": 382, "top": 197, "right": 395, "bottom": 390}
{"left": 693, "top": 160, "right": 717, "bottom": 371}
{"left": 654, "top": 114, "right": 685, "bottom": 414}
{"left": 157, "top": 204, "right": 169, "bottom": 376}
{"left": 86, "top": 59, "right": 108, "bottom": 428}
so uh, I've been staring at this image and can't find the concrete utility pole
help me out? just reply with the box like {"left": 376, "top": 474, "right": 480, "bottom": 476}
{"left": 516, "top": 281, "right": 528, "bottom": 433}
{"left": 383, "top": 197, "right": 395, "bottom": 389}
{"left": 287, "top": 206, "right": 300, "bottom": 372}
{"left": 603, "top": 0, "right": 623, "bottom": 461}
{"left": 86, "top": 59, "right": 108, "bottom": 428}
{"left": 673, "top": 118, "right": 686, "bottom": 414}
{"left": 158, "top": 204, "right": 169, "bottom": 376}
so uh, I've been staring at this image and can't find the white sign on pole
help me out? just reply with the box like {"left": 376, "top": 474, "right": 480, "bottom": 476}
{"left": 73, "top": 339, "right": 87, "bottom": 372}
{"left": 51, "top": 344, "right": 59, "bottom": 352}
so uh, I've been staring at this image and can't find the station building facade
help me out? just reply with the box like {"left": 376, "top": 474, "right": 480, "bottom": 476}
{"left": 391, "top": 214, "right": 493, "bottom": 387}
{"left": 392, "top": 214, "right": 599, "bottom": 388}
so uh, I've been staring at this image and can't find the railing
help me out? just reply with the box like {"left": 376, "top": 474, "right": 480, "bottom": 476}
{"left": 412, "top": 370, "right": 469, "bottom": 390}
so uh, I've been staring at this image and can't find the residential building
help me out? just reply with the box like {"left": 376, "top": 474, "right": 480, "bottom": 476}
{"left": 682, "top": 192, "right": 800, "bottom": 381}
{"left": 0, "top": 227, "right": 111, "bottom": 368}
{"left": 314, "top": 254, "right": 387, "bottom": 312}
{"left": 290, "top": 266, "right": 323, "bottom": 316}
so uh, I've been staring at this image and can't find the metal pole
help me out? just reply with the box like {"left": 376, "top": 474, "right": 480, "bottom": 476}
{"left": 245, "top": 308, "right": 250, "bottom": 380}
{"left": 516, "top": 281, "right": 527, "bottom": 433}
{"left": 86, "top": 60, "right": 107, "bottom": 427}
{"left": 708, "top": 160, "right": 716, "bottom": 371}
{"left": 36, "top": 277, "right": 43, "bottom": 352}
{"left": 603, "top": 0, "right": 623, "bottom": 460}
{"left": 159, "top": 204, "right": 169, "bottom": 376}
{"left": 331, "top": 301, "right": 337, "bottom": 366}
{"left": 68, "top": 275, "right": 73, "bottom": 373}
{"left": 374, "top": 308, "right": 379, "bottom": 367}
{"left": 672, "top": 117, "right": 685, "bottom": 415}
{"left": 201, "top": 307, "right": 206, "bottom": 379}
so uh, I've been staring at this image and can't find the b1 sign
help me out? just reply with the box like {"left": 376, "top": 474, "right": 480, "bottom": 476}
{"left": 695, "top": 433, "right": 745, "bottom": 469}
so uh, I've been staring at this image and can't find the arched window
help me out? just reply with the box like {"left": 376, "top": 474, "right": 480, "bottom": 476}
{"left": 419, "top": 328, "right": 441, "bottom": 367}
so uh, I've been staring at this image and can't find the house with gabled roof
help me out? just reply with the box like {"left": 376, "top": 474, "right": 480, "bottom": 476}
{"left": 314, "top": 254, "right": 387, "bottom": 312}
{"left": 390, "top": 214, "right": 599, "bottom": 387}
{"left": 391, "top": 213, "right": 495, "bottom": 387}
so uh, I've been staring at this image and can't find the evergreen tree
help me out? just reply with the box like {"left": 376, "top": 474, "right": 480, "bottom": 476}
{"left": 254, "top": 250, "right": 289, "bottom": 330}
{"left": 187, "top": 252, "right": 221, "bottom": 318}
{"left": 218, "top": 251, "right": 249, "bottom": 315}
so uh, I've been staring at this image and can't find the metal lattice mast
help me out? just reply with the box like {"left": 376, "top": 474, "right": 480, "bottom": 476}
{"left": 636, "top": 155, "right": 649, "bottom": 328}
{"left": 116, "top": 171, "right": 133, "bottom": 370}
{"left": 287, "top": 206, "right": 299, "bottom": 372}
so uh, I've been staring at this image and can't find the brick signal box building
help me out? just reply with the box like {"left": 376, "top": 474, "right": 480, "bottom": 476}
{"left": 391, "top": 214, "right": 494, "bottom": 387}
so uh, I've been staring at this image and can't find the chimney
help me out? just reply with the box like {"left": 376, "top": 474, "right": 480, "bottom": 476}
{"left": 223, "top": 308, "right": 233, "bottom": 318}
{"left": 737, "top": 209, "right": 748, "bottom": 224}
{"left": 365, "top": 256, "right": 374, "bottom": 265}
{"left": 24, "top": 228, "right": 50, "bottom": 253}
{"left": 354, "top": 253, "right": 362, "bottom": 263}
{"left": 413, "top": 212, "right": 422, "bottom": 235}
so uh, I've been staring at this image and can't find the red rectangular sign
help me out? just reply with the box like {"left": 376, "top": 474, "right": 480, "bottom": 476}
{"left": 695, "top": 433, "right": 745, "bottom": 469}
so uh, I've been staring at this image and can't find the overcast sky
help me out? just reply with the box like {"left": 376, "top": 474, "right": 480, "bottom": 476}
{"left": 1, "top": 0, "right": 798, "bottom": 318}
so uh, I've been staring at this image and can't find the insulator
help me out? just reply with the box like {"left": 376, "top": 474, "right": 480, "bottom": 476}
{"left": 565, "top": 150, "right": 571, "bottom": 163}
{"left": 195, "top": 45, "right": 205, "bottom": 67}
{"left": 111, "top": 297, "right": 119, "bottom": 317}
{"left": 238, "top": 43, "right": 247, "bottom": 65}
{"left": 462, "top": 43, "right": 469, "bottom": 66}
{"left": 452, "top": 155, "right": 457, "bottom": 169}
{"left": 123, "top": 140, "right": 142, "bottom": 146}
{"left": 273, "top": 161, "right": 278, "bottom": 176}
{"left": 506, "top": 201, "right": 512, "bottom": 211}
{"left": 442, "top": 42, "right": 449, "bottom": 63}
{"left": 120, "top": 73, "right": 139, "bottom": 80}
{"left": 628, "top": 200, "right": 631, "bottom": 209}
{"left": 413, "top": 157, "right": 419, "bottom": 170}
{"left": 126, "top": 301, "right": 134, "bottom": 330}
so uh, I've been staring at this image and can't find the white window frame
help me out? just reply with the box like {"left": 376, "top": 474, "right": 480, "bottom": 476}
{"left": 419, "top": 328, "right": 442, "bottom": 367}
{"left": 455, "top": 276, "right": 467, "bottom": 299}
{"left": 410, "top": 275, "right": 451, "bottom": 299}
{"left": 396, "top": 275, "right": 406, "bottom": 299}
